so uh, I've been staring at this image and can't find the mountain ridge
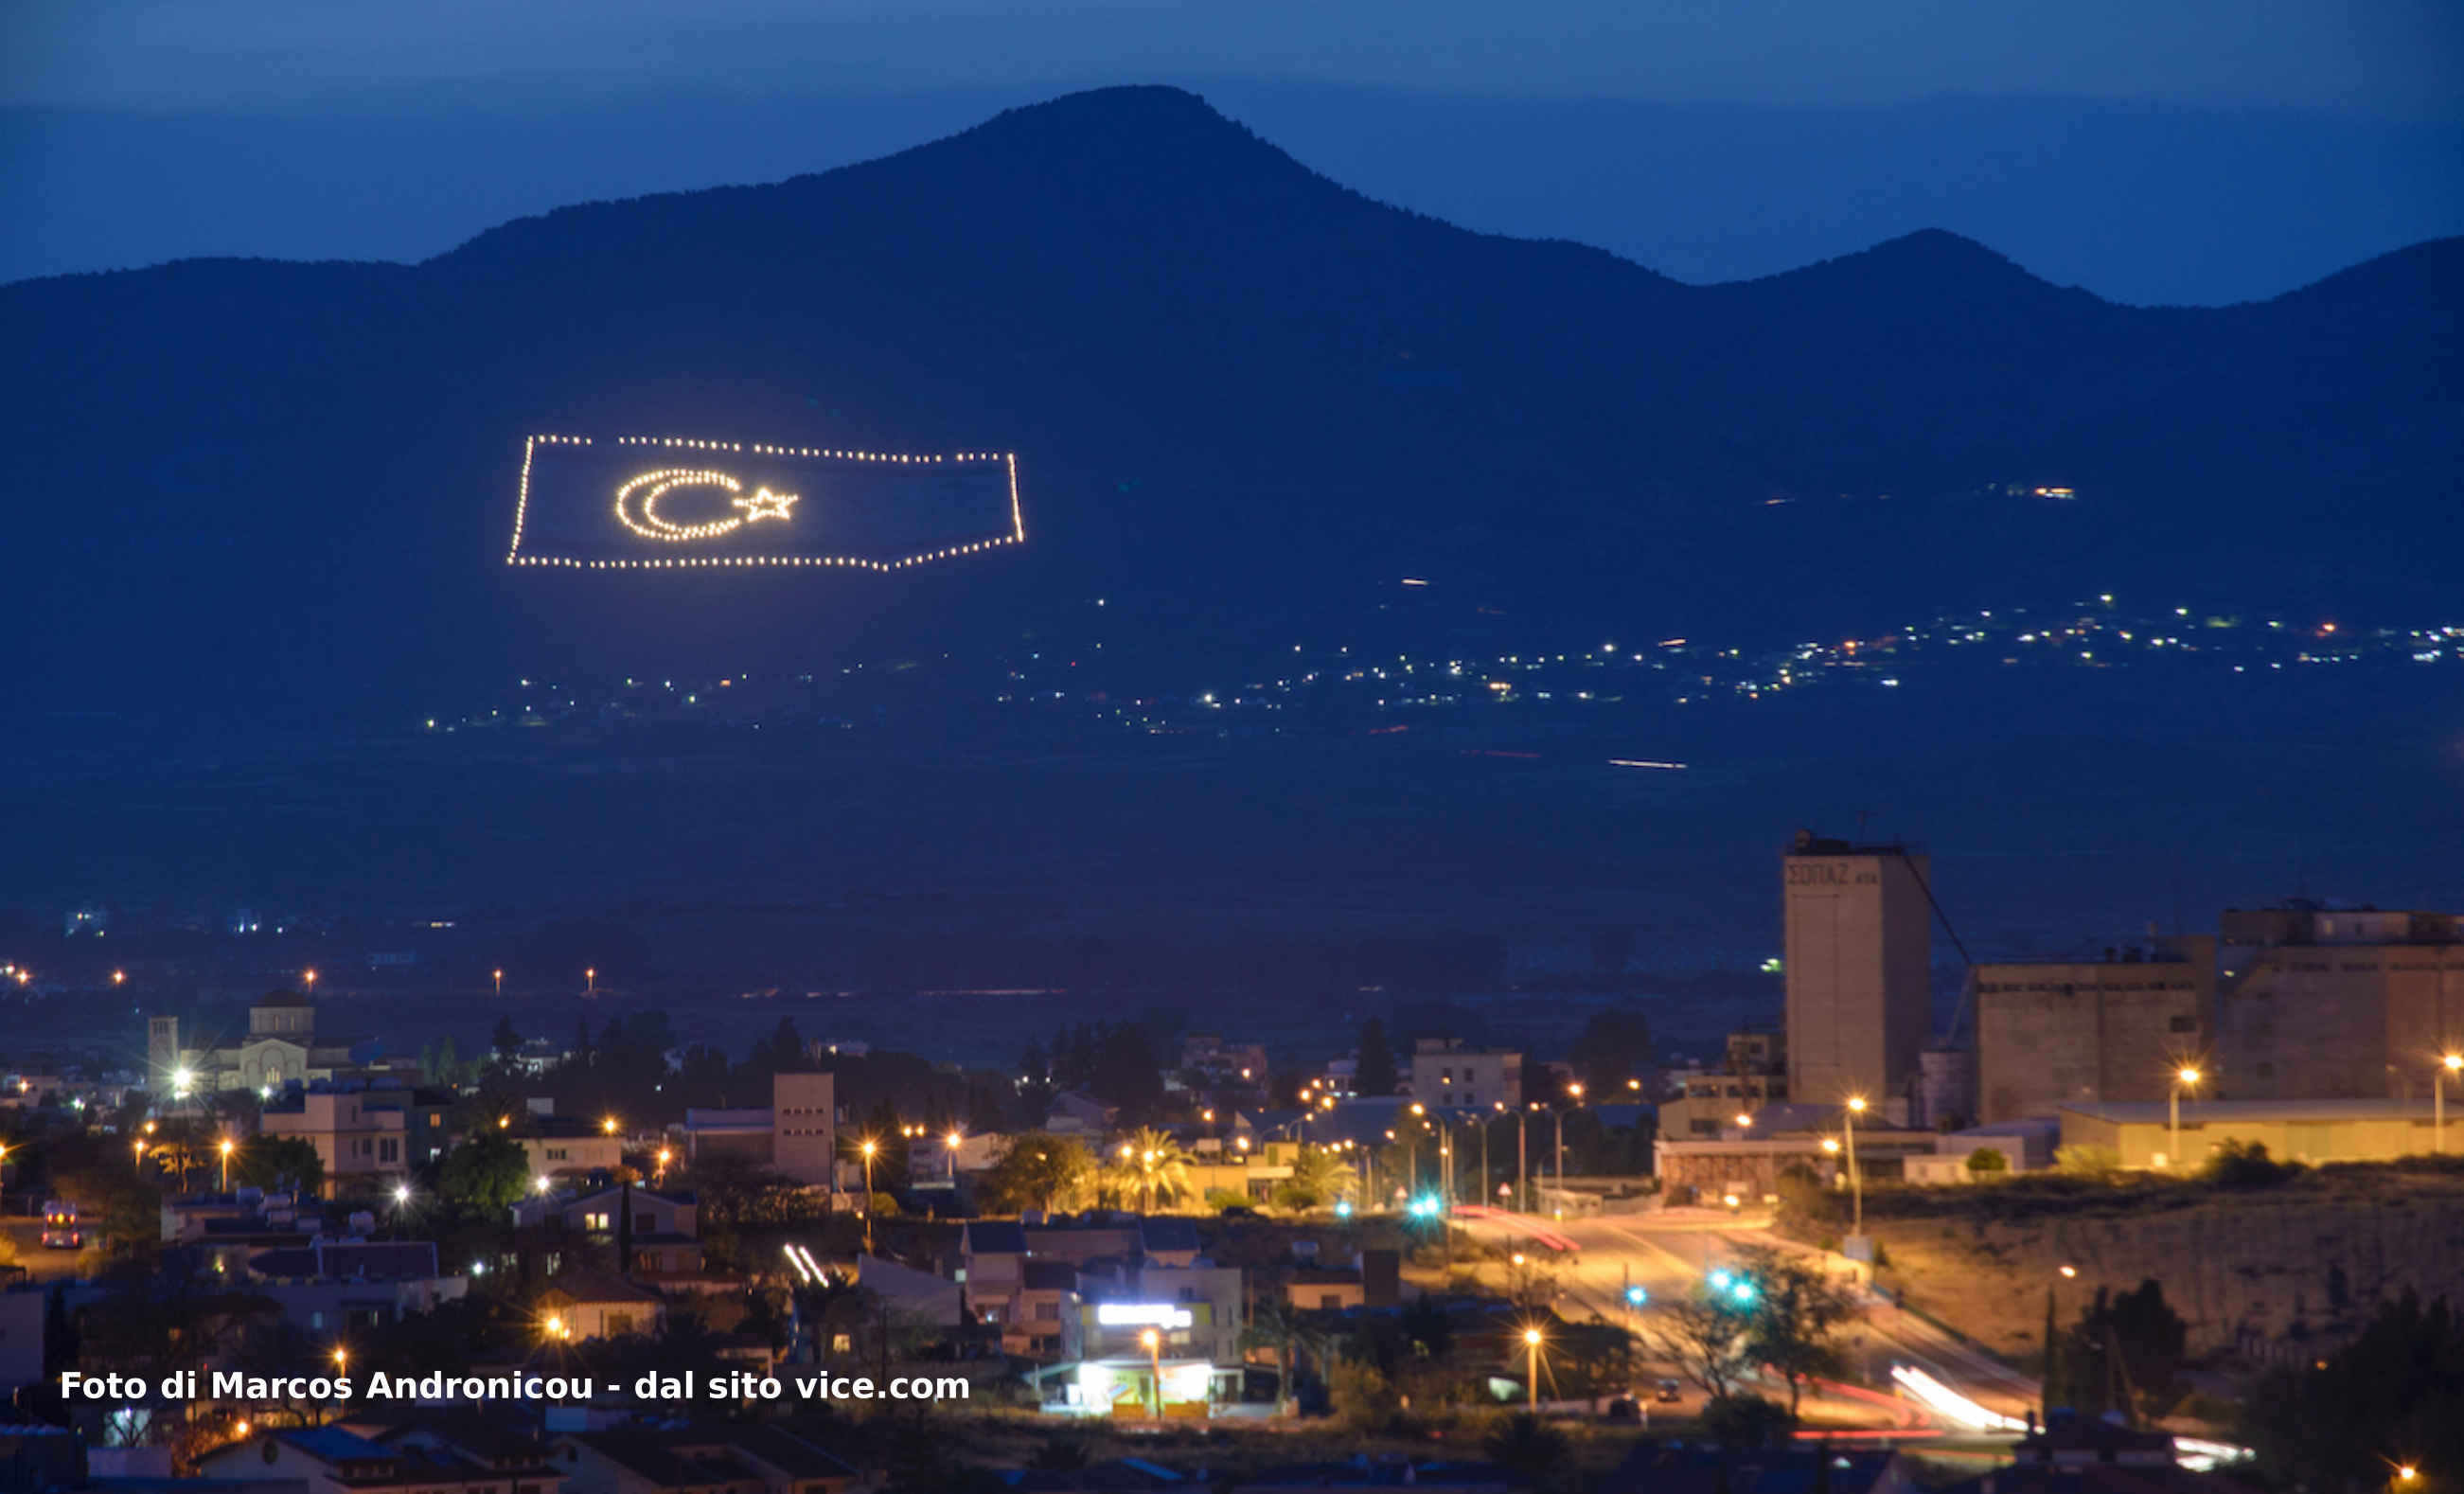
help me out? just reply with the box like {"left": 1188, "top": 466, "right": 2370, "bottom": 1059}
{"left": 0, "top": 84, "right": 2455, "bottom": 720}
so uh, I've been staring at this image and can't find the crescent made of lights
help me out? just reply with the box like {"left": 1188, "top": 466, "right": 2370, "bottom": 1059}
{"left": 613, "top": 469, "right": 799, "bottom": 542}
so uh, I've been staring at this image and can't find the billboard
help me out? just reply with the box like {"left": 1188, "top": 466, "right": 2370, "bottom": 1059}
{"left": 507, "top": 435, "right": 1022, "bottom": 570}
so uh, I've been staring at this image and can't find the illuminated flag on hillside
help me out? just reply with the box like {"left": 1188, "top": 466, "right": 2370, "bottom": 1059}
{"left": 507, "top": 435, "right": 1022, "bottom": 570}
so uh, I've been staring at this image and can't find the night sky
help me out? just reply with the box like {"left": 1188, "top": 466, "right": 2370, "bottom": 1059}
{"left": 4, "top": 1, "right": 2458, "bottom": 301}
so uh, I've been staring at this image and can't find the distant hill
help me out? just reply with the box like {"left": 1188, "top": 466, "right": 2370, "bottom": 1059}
{"left": 1, "top": 84, "right": 2456, "bottom": 720}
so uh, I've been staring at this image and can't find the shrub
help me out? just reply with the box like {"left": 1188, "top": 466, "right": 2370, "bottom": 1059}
{"left": 1699, "top": 1392, "right": 1795, "bottom": 1447}
{"left": 1965, "top": 1147, "right": 2010, "bottom": 1175}
{"left": 2055, "top": 1144, "right": 2123, "bottom": 1181}
{"left": 2204, "top": 1139, "right": 2301, "bottom": 1189}
{"left": 1481, "top": 1412, "right": 1570, "bottom": 1472}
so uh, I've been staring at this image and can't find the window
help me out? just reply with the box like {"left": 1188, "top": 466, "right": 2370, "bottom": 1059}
{"left": 1034, "top": 1301, "right": 1060, "bottom": 1321}
{"left": 310, "top": 1311, "right": 325, "bottom": 1328}
{"left": 547, "top": 1148, "right": 568, "bottom": 1162}
{"left": 584, "top": 1212, "right": 611, "bottom": 1231}
{"left": 380, "top": 1139, "right": 399, "bottom": 1163}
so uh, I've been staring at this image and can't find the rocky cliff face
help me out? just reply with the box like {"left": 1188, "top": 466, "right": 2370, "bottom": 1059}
{"left": 1855, "top": 1174, "right": 2464, "bottom": 1357}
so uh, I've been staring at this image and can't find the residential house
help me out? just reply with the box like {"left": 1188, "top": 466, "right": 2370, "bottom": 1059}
{"left": 199, "top": 1429, "right": 534, "bottom": 1494}
{"left": 1042, "top": 1092, "right": 1120, "bottom": 1135}
{"left": 244, "top": 1239, "right": 466, "bottom": 1337}
{"left": 536, "top": 1272, "right": 665, "bottom": 1342}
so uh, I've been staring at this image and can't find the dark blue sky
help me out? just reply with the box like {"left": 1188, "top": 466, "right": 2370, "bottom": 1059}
{"left": 4, "top": 1, "right": 2458, "bottom": 302}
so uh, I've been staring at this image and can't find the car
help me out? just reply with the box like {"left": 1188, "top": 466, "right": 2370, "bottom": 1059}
{"left": 40, "top": 1201, "right": 82, "bottom": 1250}
{"left": 1603, "top": 1396, "right": 1640, "bottom": 1422}
{"left": 1654, "top": 1378, "right": 1684, "bottom": 1403}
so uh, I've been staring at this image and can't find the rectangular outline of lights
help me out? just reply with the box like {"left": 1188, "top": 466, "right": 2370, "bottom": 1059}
{"left": 507, "top": 434, "right": 1024, "bottom": 571}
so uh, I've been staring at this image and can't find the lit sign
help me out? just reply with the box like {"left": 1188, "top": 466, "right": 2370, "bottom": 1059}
{"left": 508, "top": 435, "right": 1023, "bottom": 570}
{"left": 1094, "top": 1304, "right": 1195, "bottom": 1329}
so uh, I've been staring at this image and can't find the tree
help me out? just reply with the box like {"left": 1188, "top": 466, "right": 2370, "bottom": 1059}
{"left": 438, "top": 1130, "right": 530, "bottom": 1212}
{"left": 1111, "top": 1128, "right": 1190, "bottom": 1211}
{"left": 1239, "top": 1297, "right": 1324, "bottom": 1415}
{"left": 2242, "top": 1291, "right": 2464, "bottom": 1492}
{"left": 1355, "top": 1018, "right": 1399, "bottom": 1097}
{"left": 2059, "top": 1279, "right": 2188, "bottom": 1424}
{"left": 491, "top": 1014, "right": 522, "bottom": 1061}
{"left": 234, "top": 1135, "right": 326, "bottom": 1195}
{"left": 1728, "top": 1242, "right": 1857, "bottom": 1417}
{"left": 976, "top": 1136, "right": 1093, "bottom": 1215}
{"left": 1571, "top": 1007, "right": 1657, "bottom": 1095}
{"left": 1649, "top": 1291, "right": 1755, "bottom": 1399}
{"left": 1280, "top": 1145, "right": 1356, "bottom": 1212}
{"left": 1964, "top": 1147, "right": 2009, "bottom": 1176}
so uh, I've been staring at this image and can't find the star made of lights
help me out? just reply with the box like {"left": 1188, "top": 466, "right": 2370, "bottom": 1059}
{"left": 613, "top": 469, "right": 797, "bottom": 542}
{"left": 735, "top": 487, "right": 799, "bottom": 523}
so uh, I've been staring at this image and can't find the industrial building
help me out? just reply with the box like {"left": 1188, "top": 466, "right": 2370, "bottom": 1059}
{"left": 2216, "top": 904, "right": 2464, "bottom": 1100}
{"left": 1973, "top": 940, "right": 2215, "bottom": 1123}
{"left": 2058, "top": 1097, "right": 2456, "bottom": 1168}
{"left": 1782, "top": 831, "right": 1932, "bottom": 1120}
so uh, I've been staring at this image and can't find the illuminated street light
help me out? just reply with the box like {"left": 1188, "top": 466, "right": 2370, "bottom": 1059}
{"left": 2437, "top": 1054, "right": 2463, "bottom": 1155}
{"left": 2171, "top": 1067, "right": 2205, "bottom": 1172}
{"left": 1843, "top": 1097, "right": 1868, "bottom": 1236}
{"left": 220, "top": 1137, "right": 235, "bottom": 1191}
{"left": 1522, "top": 1326, "right": 1543, "bottom": 1408}
{"left": 493, "top": 969, "right": 504, "bottom": 996}
{"left": 585, "top": 968, "right": 596, "bottom": 995}
{"left": 1141, "top": 1327, "right": 1164, "bottom": 1416}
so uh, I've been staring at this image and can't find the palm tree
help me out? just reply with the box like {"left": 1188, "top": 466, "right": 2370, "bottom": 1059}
{"left": 1116, "top": 1128, "right": 1191, "bottom": 1213}
{"left": 1238, "top": 1296, "right": 1325, "bottom": 1416}
{"left": 1285, "top": 1145, "right": 1356, "bottom": 1211}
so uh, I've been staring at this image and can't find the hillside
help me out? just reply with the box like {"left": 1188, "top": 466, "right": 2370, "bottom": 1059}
{"left": 0, "top": 85, "right": 2457, "bottom": 721}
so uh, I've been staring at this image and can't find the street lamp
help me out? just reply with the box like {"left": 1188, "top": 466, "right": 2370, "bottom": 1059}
{"left": 220, "top": 1137, "right": 235, "bottom": 1191}
{"left": 655, "top": 1147, "right": 671, "bottom": 1183}
{"left": 860, "top": 1139, "right": 879, "bottom": 1250}
{"left": 585, "top": 968, "right": 596, "bottom": 996}
{"left": 1522, "top": 1326, "right": 1543, "bottom": 1409}
{"left": 1843, "top": 1097, "right": 1868, "bottom": 1237}
{"left": 1141, "top": 1326, "right": 1164, "bottom": 1416}
{"left": 2437, "top": 1055, "right": 2463, "bottom": 1155}
{"left": 493, "top": 969, "right": 503, "bottom": 996}
{"left": 2170, "top": 1067, "right": 2204, "bottom": 1172}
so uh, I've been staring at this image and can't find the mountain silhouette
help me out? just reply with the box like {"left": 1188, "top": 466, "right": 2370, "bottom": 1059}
{"left": 1, "top": 84, "right": 2456, "bottom": 719}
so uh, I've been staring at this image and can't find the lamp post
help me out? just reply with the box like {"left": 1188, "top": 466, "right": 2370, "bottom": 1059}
{"left": 860, "top": 1139, "right": 878, "bottom": 1251}
{"left": 2437, "top": 1055, "right": 2463, "bottom": 1155}
{"left": 946, "top": 1130, "right": 964, "bottom": 1185}
{"left": 1844, "top": 1097, "right": 1868, "bottom": 1237}
{"left": 1523, "top": 1326, "right": 1542, "bottom": 1409}
{"left": 1517, "top": 1107, "right": 1529, "bottom": 1213}
{"left": 2170, "top": 1067, "right": 2203, "bottom": 1173}
{"left": 585, "top": 967, "right": 596, "bottom": 997}
{"left": 493, "top": 969, "right": 503, "bottom": 997}
{"left": 1141, "top": 1326, "right": 1163, "bottom": 1416}
{"left": 220, "top": 1137, "right": 235, "bottom": 1191}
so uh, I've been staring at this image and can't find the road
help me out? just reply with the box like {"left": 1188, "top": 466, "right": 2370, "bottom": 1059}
{"left": 1452, "top": 1206, "right": 2037, "bottom": 1435}
{"left": 1, "top": 1218, "right": 86, "bottom": 1283}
